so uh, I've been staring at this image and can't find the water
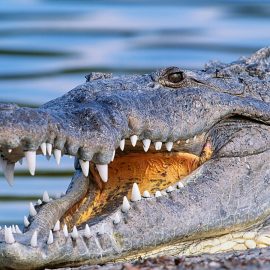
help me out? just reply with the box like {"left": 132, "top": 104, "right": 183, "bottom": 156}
{"left": 0, "top": 0, "right": 269, "bottom": 226}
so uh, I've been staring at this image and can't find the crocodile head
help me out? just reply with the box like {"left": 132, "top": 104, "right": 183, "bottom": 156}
{"left": 0, "top": 47, "right": 270, "bottom": 269}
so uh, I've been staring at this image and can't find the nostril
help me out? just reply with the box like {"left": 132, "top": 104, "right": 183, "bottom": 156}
{"left": 0, "top": 103, "right": 19, "bottom": 111}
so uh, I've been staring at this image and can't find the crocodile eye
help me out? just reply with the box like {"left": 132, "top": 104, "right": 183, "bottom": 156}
{"left": 167, "top": 72, "right": 184, "bottom": 84}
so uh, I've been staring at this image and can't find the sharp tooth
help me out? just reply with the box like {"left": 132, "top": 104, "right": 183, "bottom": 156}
{"left": 177, "top": 181, "right": 184, "bottom": 188}
{"left": 121, "top": 196, "right": 130, "bottom": 213}
{"left": 53, "top": 220, "right": 60, "bottom": 232}
{"left": 142, "top": 190, "right": 151, "bottom": 198}
{"left": 143, "top": 139, "right": 151, "bottom": 152}
{"left": 29, "top": 202, "right": 37, "bottom": 217}
{"left": 130, "top": 135, "right": 138, "bottom": 147}
{"left": 8, "top": 149, "right": 12, "bottom": 153}
{"left": 47, "top": 230, "right": 53, "bottom": 245}
{"left": 96, "top": 164, "right": 108, "bottom": 182}
{"left": 31, "top": 231, "right": 38, "bottom": 247}
{"left": 54, "top": 149, "right": 61, "bottom": 165}
{"left": 15, "top": 225, "right": 22, "bottom": 234}
{"left": 4, "top": 227, "right": 15, "bottom": 244}
{"left": 194, "top": 135, "right": 197, "bottom": 140}
{"left": 43, "top": 191, "right": 50, "bottom": 203}
{"left": 166, "top": 186, "right": 174, "bottom": 193}
{"left": 24, "top": 151, "right": 36, "bottom": 176}
{"left": 155, "top": 191, "right": 162, "bottom": 197}
{"left": 113, "top": 213, "right": 121, "bottom": 225}
{"left": 131, "top": 183, "right": 141, "bottom": 201}
{"left": 165, "top": 142, "right": 173, "bottom": 151}
{"left": 37, "top": 199, "right": 42, "bottom": 205}
{"left": 185, "top": 139, "right": 190, "bottom": 144}
{"left": 46, "top": 143, "right": 52, "bottom": 156}
{"left": 24, "top": 216, "right": 30, "bottom": 227}
{"left": 154, "top": 142, "right": 162, "bottom": 150}
{"left": 63, "top": 224, "right": 69, "bottom": 238}
{"left": 4, "top": 163, "right": 15, "bottom": 186}
{"left": 40, "top": 143, "right": 47, "bottom": 156}
{"left": 119, "top": 139, "right": 125, "bottom": 151}
{"left": 71, "top": 226, "right": 79, "bottom": 239}
{"left": 111, "top": 150, "right": 115, "bottom": 162}
{"left": 84, "top": 224, "right": 91, "bottom": 238}
{"left": 79, "top": 160, "right": 89, "bottom": 177}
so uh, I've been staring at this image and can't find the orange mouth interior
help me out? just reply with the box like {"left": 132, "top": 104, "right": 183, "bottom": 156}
{"left": 62, "top": 151, "right": 204, "bottom": 229}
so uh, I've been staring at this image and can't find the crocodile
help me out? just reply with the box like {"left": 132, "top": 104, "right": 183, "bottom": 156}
{"left": 0, "top": 47, "right": 270, "bottom": 270}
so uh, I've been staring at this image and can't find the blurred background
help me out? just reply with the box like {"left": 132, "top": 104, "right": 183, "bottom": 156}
{"left": 0, "top": 0, "right": 269, "bottom": 227}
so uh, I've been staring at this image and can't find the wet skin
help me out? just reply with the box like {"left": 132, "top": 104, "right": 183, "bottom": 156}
{"left": 0, "top": 47, "right": 270, "bottom": 269}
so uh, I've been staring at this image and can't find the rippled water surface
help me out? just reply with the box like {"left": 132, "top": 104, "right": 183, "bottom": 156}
{"left": 0, "top": 0, "right": 270, "bottom": 226}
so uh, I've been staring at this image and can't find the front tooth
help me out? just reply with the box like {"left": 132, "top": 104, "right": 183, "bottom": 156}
{"left": 4, "top": 227, "right": 15, "bottom": 244}
{"left": 119, "top": 139, "right": 125, "bottom": 151}
{"left": 121, "top": 196, "right": 130, "bottom": 213}
{"left": 40, "top": 143, "right": 47, "bottom": 156}
{"left": 30, "top": 231, "right": 38, "bottom": 247}
{"left": 143, "top": 139, "right": 151, "bottom": 152}
{"left": 155, "top": 191, "right": 162, "bottom": 197}
{"left": 25, "top": 151, "right": 36, "bottom": 176}
{"left": 46, "top": 143, "right": 52, "bottom": 156}
{"left": 130, "top": 135, "right": 138, "bottom": 147}
{"left": 113, "top": 213, "right": 121, "bottom": 224}
{"left": 131, "top": 183, "right": 141, "bottom": 201}
{"left": 29, "top": 202, "right": 37, "bottom": 217}
{"left": 15, "top": 225, "right": 22, "bottom": 234}
{"left": 84, "top": 224, "right": 91, "bottom": 238}
{"left": 11, "top": 225, "right": 16, "bottom": 233}
{"left": 177, "top": 181, "right": 184, "bottom": 188}
{"left": 53, "top": 220, "right": 60, "bottom": 232}
{"left": 47, "top": 230, "right": 53, "bottom": 245}
{"left": 111, "top": 150, "right": 115, "bottom": 162}
{"left": 71, "top": 226, "right": 79, "bottom": 239}
{"left": 43, "top": 191, "right": 50, "bottom": 203}
{"left": 79, "top": 160, "right": 89, "bottom": 177}
{"left": 96, "top": 164, "right": 108, "bottom": 182}
{"left": 4, "top": 163, "right": 15, "bottom": 186}
{"left": 154, "top": 142, "right": 162, "bottom": 150}
{"left": 63, "top": 224, "right": 69, "bottom": 238}
{"left": 185, "top": 139, "right": 190, "bottom": 144}
{"left": 142, "top": 190, "right": 151, "bottom": 198}
{"left": 24, "top": 216, "right": 30, "bottom": 227}
{"left": 54, "top": 149, "right": 61, "bottom": 165}
{"left": 37, "top": 199, "right": 42, "bottom": 205}
{"left": 166, "top": 186, "right": 174, "bottom": 192}
{"left": 165, "top": 142, "right": 173, "bottom": 151}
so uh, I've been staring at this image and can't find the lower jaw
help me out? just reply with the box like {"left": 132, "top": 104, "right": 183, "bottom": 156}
{"left": 62, "top": 151, "right": 200, "bottom": 229}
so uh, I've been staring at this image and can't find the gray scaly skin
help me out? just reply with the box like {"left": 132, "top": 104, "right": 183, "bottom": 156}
{"left": 0, "top": 47, "right": 270, "bottom": 269}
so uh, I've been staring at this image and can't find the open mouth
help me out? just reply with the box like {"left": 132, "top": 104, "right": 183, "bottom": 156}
{"left": 0, "top": 132, "right": 212, "bottom": 238}
{"left": 62, "top": 136, "right": 210, "bottom": 229}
